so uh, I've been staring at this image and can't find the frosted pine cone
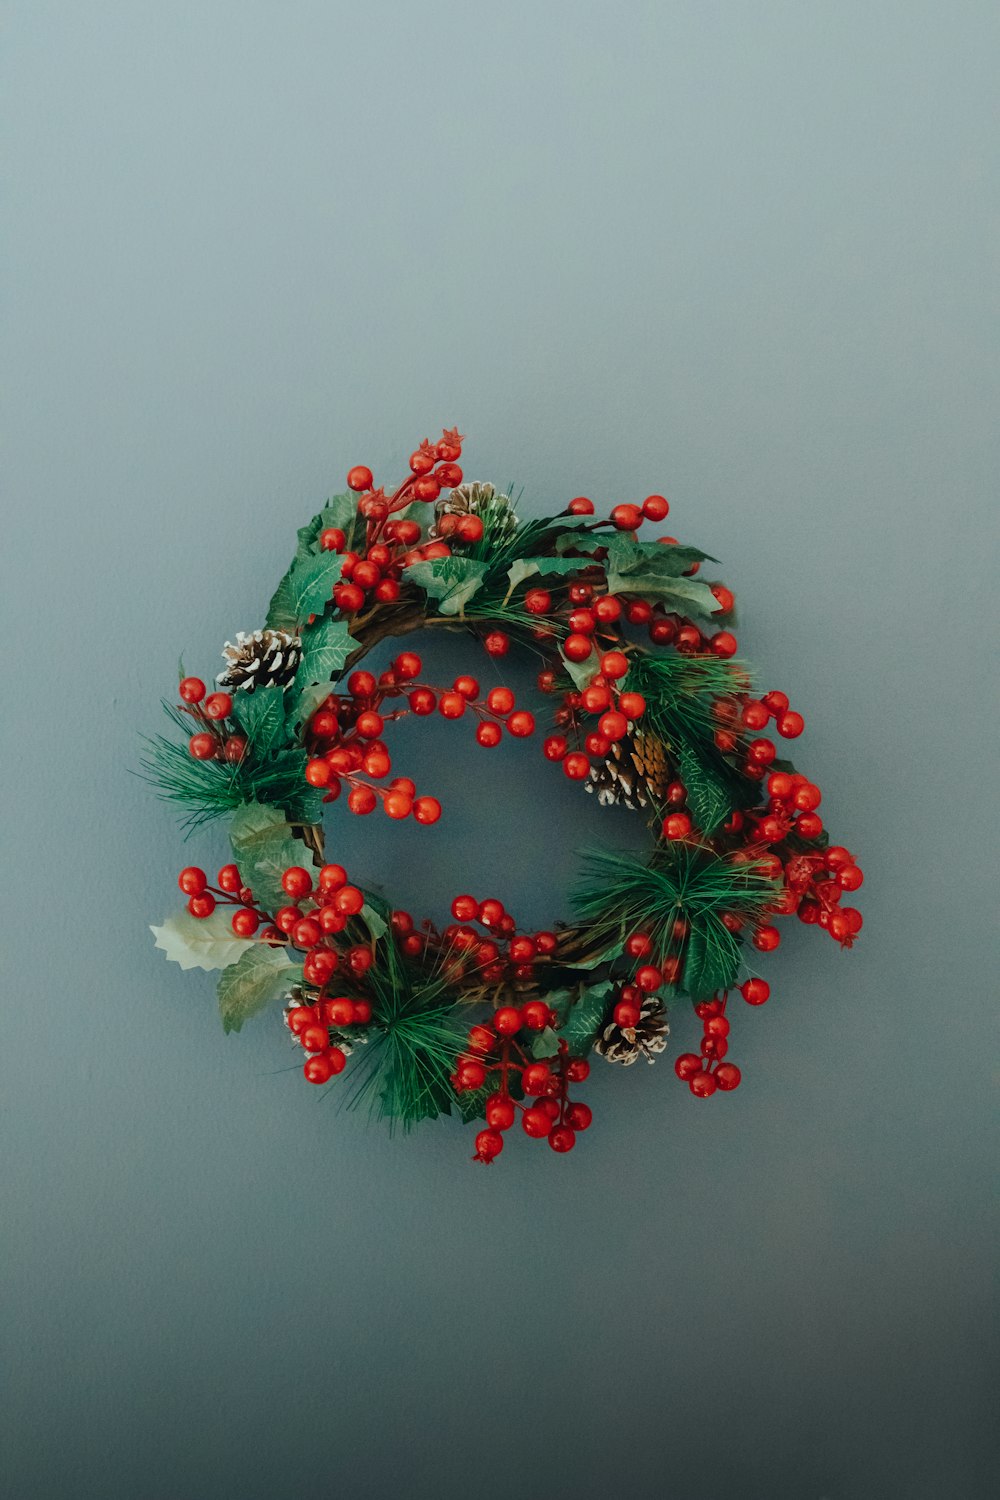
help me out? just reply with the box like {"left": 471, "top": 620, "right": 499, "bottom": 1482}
{"left": 594, "top": 996, "right": 669, "bottom": 1066}
{"left": 217, "top": 629, "right": 302, "bottom": 693}
{"left": 584, "top": 732, "right": 672, "bottom": 810}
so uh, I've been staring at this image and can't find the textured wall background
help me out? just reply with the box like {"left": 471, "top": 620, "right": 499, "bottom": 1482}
{"left": 3, "top": 3, "right": 997, "bottom": 1497}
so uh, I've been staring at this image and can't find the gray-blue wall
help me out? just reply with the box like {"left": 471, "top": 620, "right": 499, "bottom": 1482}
{"left": 3, "top": 4, "right": 996, "bottom": 1497}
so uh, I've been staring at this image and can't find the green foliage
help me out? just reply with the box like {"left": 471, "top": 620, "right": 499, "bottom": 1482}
{"left": 604, "top": 536, "right": 721, "bottom": 617}
{"left": 217, "top": 946, "right": 301, "bottom": 1034}
{"left": 675, "top": 741, "right": 733, "bottom": 836}
{"left": 287, "top": 617, "right": 354, "bottom": 729}
{"left": 550, "top": 981, "right": 613, "bottom": 1055}
{"left": 504, "top": 554, "right": 590, "bottom": 593}
{"left": 266, "top": 552, "right": 345, "bottom": 633}
{"left": 573, "top": 844, "right": 777, "bottom": 999}
{"left": 405, "top": 555, "right": 489, "bottom": 615}
{"left": 151, "top": 908, "right": 255, "bottom": 971}
{"left": 294, "top": 495, "right": 359, "bottom": 561}
{"left": 233, "top": 685, "right": 287, "bottom": 755}
{"left": 229, "top": 802, "right": 317, "bottom": 913}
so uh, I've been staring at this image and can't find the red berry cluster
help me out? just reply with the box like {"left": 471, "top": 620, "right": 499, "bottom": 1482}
{"left": 178, "top": 862, "right": 278, "bottom": 936}
{"left": 674, "top": 993, "right": 742, "bottom": 1098}
{"left": 454, "top": 1028, "right": 592, "bottom": 1163}
{"left": 390, "top": 894, "right": 558, "bottom": 988}
{"left": 177, "top": 677, "right": 246, "bottom": 763}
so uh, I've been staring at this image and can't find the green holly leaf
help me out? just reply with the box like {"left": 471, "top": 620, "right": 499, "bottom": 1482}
{"left": 295, "top": 494, "right": 359, "bottom": 560}
{"left": 552, "top": 981, "right": 613, "bottom": 1055}
{"left": 233, "top": 685, "right": 287, "bottom": 755}
{"left": 682, "top": 918, "right": 741, "bottom": 1001}
{"left": 553, "top": 531, "right": 609, "bottom": 557}
{"left": 298, "top": 616, "right": 353, "bottom": 683}
{"left": 151, "top": 908, "right": 255, "bottom": 971}
{"left": 217, "top": 946, "right": 302, "bottom": 1034}
{"left": 266, "top": 552, "right": 345, "bottom": 633}
{"left": 405, "top": 556, "right": 488, "bottom": 616}
{"left": 676, "top": 742, "right": 733, "bottom": 836}
{"left": 505, "top": 555, "right": 590, "bottom": 592}
{"left": 229, "top": 802, "right": 315, "bottom": 913}
{"left": 605, "top": 538, "right": 721, "bottom": 616}
{"left": 360, "top": 902, "right": 387, "bottom": 940}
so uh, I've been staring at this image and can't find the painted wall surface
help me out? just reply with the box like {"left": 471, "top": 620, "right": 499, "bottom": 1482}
{"left": 3, "top": 4, "right": 996, "bottom": 1497}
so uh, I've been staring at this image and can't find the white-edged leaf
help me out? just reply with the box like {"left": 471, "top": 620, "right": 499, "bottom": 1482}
{"left": 217, "top": 946, "right": 301, "bottom": 1034}
{"left": 404, "top": 557, "right": 488, "bottom": 616}
{"left": 151, "top": 908, "right": 254, "bottom": 972}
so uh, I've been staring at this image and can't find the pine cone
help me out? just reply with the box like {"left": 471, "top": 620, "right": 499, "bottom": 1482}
{"left": 218, "top": 629, "right": 302, "bottom": 693}
{"left": 594, "top": 996, "right": 669, "bottom": 1066}
{"left": 584, "top": 732, "right": 672, "bottom": 810}
{"left": 431, "top": 481, "right": 518, "bottom": 539}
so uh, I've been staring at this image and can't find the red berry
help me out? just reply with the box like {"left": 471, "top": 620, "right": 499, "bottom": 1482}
{"left": 521, "top": 1062, "right": 552, "bottom": 1094}
{"left": 837, "top": 864, "right": 864, "bottom": 891}
{"left": 494, "top": 1006, "right": 521, "bottom": 1036}
{"left": 762, "top": 690, "right": 789, "bottom": 717}
{"left": 663, "top": 812, "right": 692, "bottom": 840}
{"left": 188, "top": 732, "right": 217, "bottom": 760}
{"left": 348, "top": 785, "right": 377, "bottom": 815}
{"left": 740, "top": 978, "right": 770, "bottom": 1005}
{"left": 796, "top": 813, "right": 823, "bottom": 839}
{"left": 712, "top": 631, "right": 738, "bottom": 658}
{"left": 611, "top": 503, "right": 643, "bottom": 531}
{"left": 563, "top": 752, "right": 591, "bottom": 780}
{"left": 303, "top": 1054, "right": 334, "bottom": 1084}
{"left": 617, "top": 691, "right": 646, "bottom": 719}
{"left": 567, "top": 496, "right": 594, "bottom": 515}
{"left": 600, "top": 650, "right": 628, "bottom": 680}
{"left": 522, "top": 1105, "right": 552, "bottom": 1138}
{"left": 753, "top": 925, "right": 781, "bottom": 952}
{"left": 563, "top": 632, "right": 593, "bottom": 663}
{"left": 476, "top": 721, "right": 502, "bottom": 748}
{"left": 486, "top": 1096, "right": 516, "bottom": 1131}
{"left": 548, "top": 1125, "right": 576, "bottom": 1152}
{"left": 614, "top": 1001, "right": 642, "bottom": 1027}
{"left": 524, "top": 588, "right": 552, "bottom": 615}
{"left": 231, "top": 908, "right": 260, "bottom": 937}
{"left": 483, "top": 631, "right": 510, "bottom": 657}
{"left": 187, "top": 893, "right": 216, "bottom": 918}
{"left": 179, "top": 676, "right": 206, "bottom": 703}
{"left": 178, "top": 866, "right": 207, "bottom": 896}
{"left": 714, "top": 1063, "right": 742, "bottom": 1091}
{"left": 413, "top": 796, "right": 441, "bottom": 824}
{"left": 507, "top": 710, "right": 535, "bottom": 738}
{"left": 642, "top": 494, "right": 669, "bottom": 521}
{"left": 484, "top": 686, "right": 513, "bottom": 716}
{"left": 305, "top": 757, "right": 331, "bottom": 787}
{"left": 689, "top": 1070, "right": 717, "bottom": 1098}
{"left": 565, "top": 1102, "right": 592, "bottom": 1131}
{"left": 203, "top": 692, "right": 232, "bottom": 720}
{"left": 320, "top": 526, "right": 346, "bottom": 552}
{"left": 281, "top": 866, "right": 312, "bottom": 899}
{"left": 334, "top": 884, "right": 365, "bottom": 916}
{"left": 566, "top": 1058, "right": 590, "bottom": 1082}
{"left": 222, "top": 734, "right": 247, "bottom": 763}
{"left": 347, "top": 465, "right": 373, "bottom": 491}
{"left": 598, "top": 710, "right": 628, "bottom": 741}
{"left": 521, "top": 1000, "right": 549, "bottom": 1030}
{"left": 711, "top": 584, "right": 735, "bottom": 613}
{"left": 333, "top": 581, "right": 365, "bottom": 611}
{"left": 674, "top": 1053, "right": 702, "bottom": 1081}
{"left": 593, "top": 594, "right": 622, "bottom": 623}
{"left": 319, "top": 864, "right": 347, "bottom": 892}
{"left": 635, "top": 965, "right": 662, "bottom": 993}
{"left": 409, "top": 687, "right": 437, "bottom": 715}
{"left": 451, "top": 894, "right": 478, "bottom": 921}
{"left": 383, "top": 790, "right": 412, "bottom": 819}
{"left": 777, "top": 710, "right": 804, "bottom": 738}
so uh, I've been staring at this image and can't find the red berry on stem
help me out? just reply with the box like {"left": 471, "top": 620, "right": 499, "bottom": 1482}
{"left": 188, "top": 732, "right": 217, "bottom": 760}
{"left": 611, "top": 503, "right": 643, "bottom": 531}
{"left": 642, "top": 494, "right": 669, "bottom": 521}
{"left": 689, "top": 1070, "right": 717, "bottom": 1098}
{"left": 231, "top": 908, "right": 260, "bottom": 937}
{"left": 347, "top": 465, "right": 373, "bottom": 491}
{"left": 522, "top": 1105, "right": 552, "bottom": 1138}
{"left": 548, "top": 1125, "right": 576, "bottom": 1153}
{"left": 507, "top": 710, "right": 535, "bottom": 738}
{"left": 663, "top": 812, "right": 692, "bottom": 840}
{"left": 674, "top": 1053, "right": 702, "bottom": 1081}
{"left": 282, "top": 867, "right": 312, "bottom": 899}
{"left": 494, "top": 1006, "right": 522, "bottom": 1036}
{"left": 483, "top": 631, "right": 510, "bottom": 657}
{"left": 563, "top": 632, "right": 593, "bottom": 663}
{"left": 413, "top": 796, "right": 441, "bottom": 825}
{"left": 763, "top": 690, "right": 789, "bottom": 717}
{"left": 753, "top": 925, "right": 781, "bottom": 952}
{"left": 187, "top": 893, "right": 216, "bottom": 919}
{"left": 178, "top": 866, "right": 207, "bottom": 896}
{"left": 179, "top": 676, "right": 206, "bottom": 703}
{"left": 203, "top": 692, "right": 232, "bottom": 720}
{"left": 487, "top": 686, "right": 515, "bottom": 715}
{"left": 712, "top": 631, "right": 738, "bottom": 658}
{"left": 563, "top": 752, "right": 590, "bottom": 779}
{"left": 486, "top": 1096, "right": 516, "bottom": 1131}
{"left": 476, "top": 721, "right": 502, "bottom": 748}
{"left": 740, "top": 978, "right": 770, "bottom": 1005}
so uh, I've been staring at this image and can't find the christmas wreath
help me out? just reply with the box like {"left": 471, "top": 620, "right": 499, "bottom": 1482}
{"left": 145, "top": 426, "right": 864, "bottom": 1164}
